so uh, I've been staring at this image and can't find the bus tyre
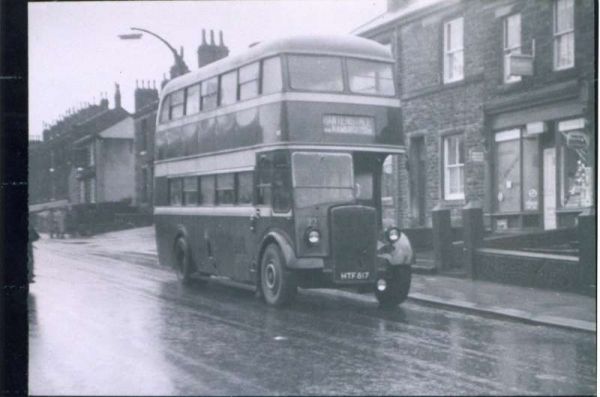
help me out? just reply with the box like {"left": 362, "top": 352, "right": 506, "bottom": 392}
{"left": 174, "top": 237, "right": 193, "bottom": 285}
{"left": 260, "top": 244, "right": 297, "bottom": 307}
{"left": 375, "top": 266, "right": 411, "bottom": 309}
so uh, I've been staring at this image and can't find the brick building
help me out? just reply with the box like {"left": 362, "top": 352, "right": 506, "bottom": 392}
{"left": 132, "top": 81, "right": 159, "bottom": 215}
{"left": 28, "top": 84, "right": 134, "bottom": 232}
{"left": 354, "top": 0, "right": 595, "bottom": 232}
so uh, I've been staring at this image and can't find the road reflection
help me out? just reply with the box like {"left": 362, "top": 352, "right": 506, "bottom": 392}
{"left": 154, "top": 276, "right": 596, "bottom": 395}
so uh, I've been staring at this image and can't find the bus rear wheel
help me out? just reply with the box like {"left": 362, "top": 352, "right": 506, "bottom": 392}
{"left": 375, "top": 266, "right": 411, "bottom": 309}
{"left": 174, "top": 237, "right": 193, "bottom": 285}
{"left": 260, "top": 244, "right": 297, "bottom": 307}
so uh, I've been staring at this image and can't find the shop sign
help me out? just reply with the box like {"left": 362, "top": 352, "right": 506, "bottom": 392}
{"left": 524, "top": 190, "right": 538, "bottom": 210}
{"left": 525, "top": 121, "right": 546, "bottom": 136}
{"left": 508, "top": 54, "right": 534, "bottom": 76}
{"left": 565, "top": 131, "right": 589, "bottom": 150}
{"left": 558, "top": 118, "right": 585, "bottom": 132}
{"left": 470, "top": 150, "right": 484, "bottom": 162}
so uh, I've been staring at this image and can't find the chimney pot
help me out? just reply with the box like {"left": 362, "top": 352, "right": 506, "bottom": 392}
{"left": 219, "top": 30, "right": 224, "bottom": 46}
{"left": 202, "top": 29, "right": 207, "bottom": 45}
{"left": 210, "top": 30, "right": 215, "bottom": 45}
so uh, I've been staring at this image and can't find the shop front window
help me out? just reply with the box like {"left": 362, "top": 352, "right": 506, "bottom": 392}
{"left": 494, "top": 128, "right": 540, "bottom": 213}
{"left": 559, "top": 118, "right": 593, "bottom": 208}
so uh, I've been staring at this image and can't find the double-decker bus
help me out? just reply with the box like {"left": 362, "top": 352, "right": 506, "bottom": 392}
{"left": 154, "top": 34, "right": 413, "bottom": 307}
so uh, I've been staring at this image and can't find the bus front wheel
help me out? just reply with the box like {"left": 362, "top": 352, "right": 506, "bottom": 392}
{"left": 375, "top": 266, "right": 411, "bottom": 309}
{"left": 174, "top": 237, "right": 193, "bottom": 285}
{"left": 260, "top": 244, "right": 297, "bottom": 307}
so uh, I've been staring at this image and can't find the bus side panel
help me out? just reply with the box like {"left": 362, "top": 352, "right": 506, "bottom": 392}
{"left": 156, "top": 102, "right": 283, "bottom": 161}
{"left": 154, "top": 214, "right": 179, "bottom": 269}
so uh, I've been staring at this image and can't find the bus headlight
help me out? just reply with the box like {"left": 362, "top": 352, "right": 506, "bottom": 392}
{"left": 306, "top": 228, "right": 321, "bottom": 246}
{"left": 385, "top": 227, "right": 401, "bottom": 244}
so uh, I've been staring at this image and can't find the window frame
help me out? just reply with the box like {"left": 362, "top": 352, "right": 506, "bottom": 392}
{"left": 239, "top": 62, "right": 260, "bottom": 101}
{"left": 553, "top": 0, "right": 575, "bottom": 71}
{"left": 159, "top": 95, "right": 171, "bottom": 123}
{"left": 346, "top": 57, "right": 396, "bottom": 97}
{"left": 443, "top": 17, "right": 465, "bottom": 84}
{"left": 168, "top": 178, "right": 183, "bottom": 206}
{"left": 236, "top": 171, "right": 254, "bottom": 205}
{"left": 503, "top": 13, "right": 522, "bottom": 84}
{"left": 185, "top": 83, "right": 201, "bottom": 116}
{"left": 182, "top": 176, "right": 199, "bottom": 206}
{"left": 201, "top": 76, "right": 219, "bottom": 111}
{"left": 261, "top": 56, "right": 283, "bottom": 95}
{"left": 219, "top": 70, "right": 238, "bottom": 107}
{"left": 169, "top": 89, "right": 185, "bottom": 120}
{"left": 199, "top": 175, "right": 216, "bottom": 206}
{"left": 215, "top": 173, "right": 235, "bottom": 205}
{"left": 443, "top": 134, "right": 465, "bottom": 201}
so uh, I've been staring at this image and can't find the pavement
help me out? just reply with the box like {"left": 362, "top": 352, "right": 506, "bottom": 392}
{"left": 41, "top": 227, "right": 596, "bottom": 334}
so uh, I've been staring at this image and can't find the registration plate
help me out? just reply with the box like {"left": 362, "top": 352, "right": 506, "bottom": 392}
{"left": 339, "top": 272, "right": 370, "bottom": 281}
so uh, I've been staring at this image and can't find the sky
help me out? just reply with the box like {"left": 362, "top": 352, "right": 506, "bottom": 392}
{"left": 28, "top": 0, "right": 386, "bottom": 139}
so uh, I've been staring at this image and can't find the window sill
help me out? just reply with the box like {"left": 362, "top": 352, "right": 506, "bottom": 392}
{"left": 442, "top": 198, "right": 465, "bottom": 205}
{"left": 556, "top": 207, "right": 586, "bottom": 214}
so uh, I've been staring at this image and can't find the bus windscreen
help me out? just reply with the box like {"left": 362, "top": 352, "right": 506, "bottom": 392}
{"left": 292, "top": 152, "right": 354, "bottom": 208}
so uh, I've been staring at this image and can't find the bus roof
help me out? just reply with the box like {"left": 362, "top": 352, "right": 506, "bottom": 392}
{"left": 162, "top": 34, "right": 393, "bottom": 95}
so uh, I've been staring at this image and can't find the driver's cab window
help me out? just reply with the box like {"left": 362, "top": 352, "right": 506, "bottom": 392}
{"left": 353, "top": 154, "right": 380, "bottom": 205}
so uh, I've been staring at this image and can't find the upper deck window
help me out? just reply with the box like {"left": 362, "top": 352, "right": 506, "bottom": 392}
{"left": 220, "top": 70, "right": 238, "bottom": 106}
{"left": 288, "top": 55, "right": 343, "bottom": 92}
{"left": 159, "top": 95, "right": 170, "bottom": 123}
{"left": 170, "top": 89, "right": 185, "bottom": 120}
{"left": 262, "top": 56, "right": 282, "bottom": 95}
{"left": 347, "top": 59, "right": 395, "bottom": 96}
{"left": 201, "top": 77, "right": 218, "bottom": 111}
{"left": 185, "top": 84, "right": 201, "bottom": 115}
{"left": 239, "top": 62, "right": 260, "bottom": 100}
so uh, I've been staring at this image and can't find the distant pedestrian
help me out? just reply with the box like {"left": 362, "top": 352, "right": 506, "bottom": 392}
{"left": 28, "top": 223, "right": 40, "bottom": 283}
{"left": 55, "top": 209, "right": 66, "bottom": 239}
{"left": 48, "top": 209, "right": 57, "bottom": 239}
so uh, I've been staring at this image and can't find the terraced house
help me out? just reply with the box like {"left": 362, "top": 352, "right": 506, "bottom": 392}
{"left": 354, "top": 0, "right": 595, "bottom": 233}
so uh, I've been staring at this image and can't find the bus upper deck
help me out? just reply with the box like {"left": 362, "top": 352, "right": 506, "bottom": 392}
{"left": 155, "top": 35, "right": 402, "bottom": 162}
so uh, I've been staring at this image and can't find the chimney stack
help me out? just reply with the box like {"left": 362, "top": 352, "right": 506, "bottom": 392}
{"left": 114, "top": 83, "right": 122, "bottom": 109}
{"left": 197, "top": 28, "right": 229, "bottom": 68}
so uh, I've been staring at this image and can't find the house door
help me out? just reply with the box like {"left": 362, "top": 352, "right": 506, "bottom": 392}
{"left": 543, "top": 148, "right": 557, "bottom": 230}
{"left": 409, "top": 136, "right": 426, "bottom": 226}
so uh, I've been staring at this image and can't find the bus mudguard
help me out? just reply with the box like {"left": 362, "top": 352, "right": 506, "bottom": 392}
{"left": 376, "top": 232, "right": 413, "bottom": 267}
{"left": 260, "top": 229, "right": 324, "bottom": 270}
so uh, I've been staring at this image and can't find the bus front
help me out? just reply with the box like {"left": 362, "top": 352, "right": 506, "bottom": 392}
{"left": 258, "top": 42, "right": 413, "bottom": 307}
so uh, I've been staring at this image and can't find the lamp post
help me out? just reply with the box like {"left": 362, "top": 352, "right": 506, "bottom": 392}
{"left": 119, "top": 27, "right": 189, "bottom": 79}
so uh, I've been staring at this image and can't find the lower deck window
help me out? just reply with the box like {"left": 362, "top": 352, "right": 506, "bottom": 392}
{"left": 237, "top": 172, "right": 253, "bottom": 204}
{"left": 216, "top": 173, "right": 235, "bottom": 205}
{"left": 183, "top": 177, "right": 198, "bottom": 206}
{"left": 169, "top": 178, "right": 183, "bottom": 206}
{"left": 200, "top": 175, "right": 215, "bottom": 205}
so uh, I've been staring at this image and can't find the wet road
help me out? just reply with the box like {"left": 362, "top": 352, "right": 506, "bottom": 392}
{"left": 29, "top": 235, "right": 596, "bottom": 395}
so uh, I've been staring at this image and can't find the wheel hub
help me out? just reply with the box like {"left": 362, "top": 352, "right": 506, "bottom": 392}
{"left": 265, "top": 263, "right": 277, "bottom": 290}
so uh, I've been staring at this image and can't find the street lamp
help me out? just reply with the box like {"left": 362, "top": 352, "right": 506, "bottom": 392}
{"left": 119, "top": 27, "right": 189, "bottom": 79}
